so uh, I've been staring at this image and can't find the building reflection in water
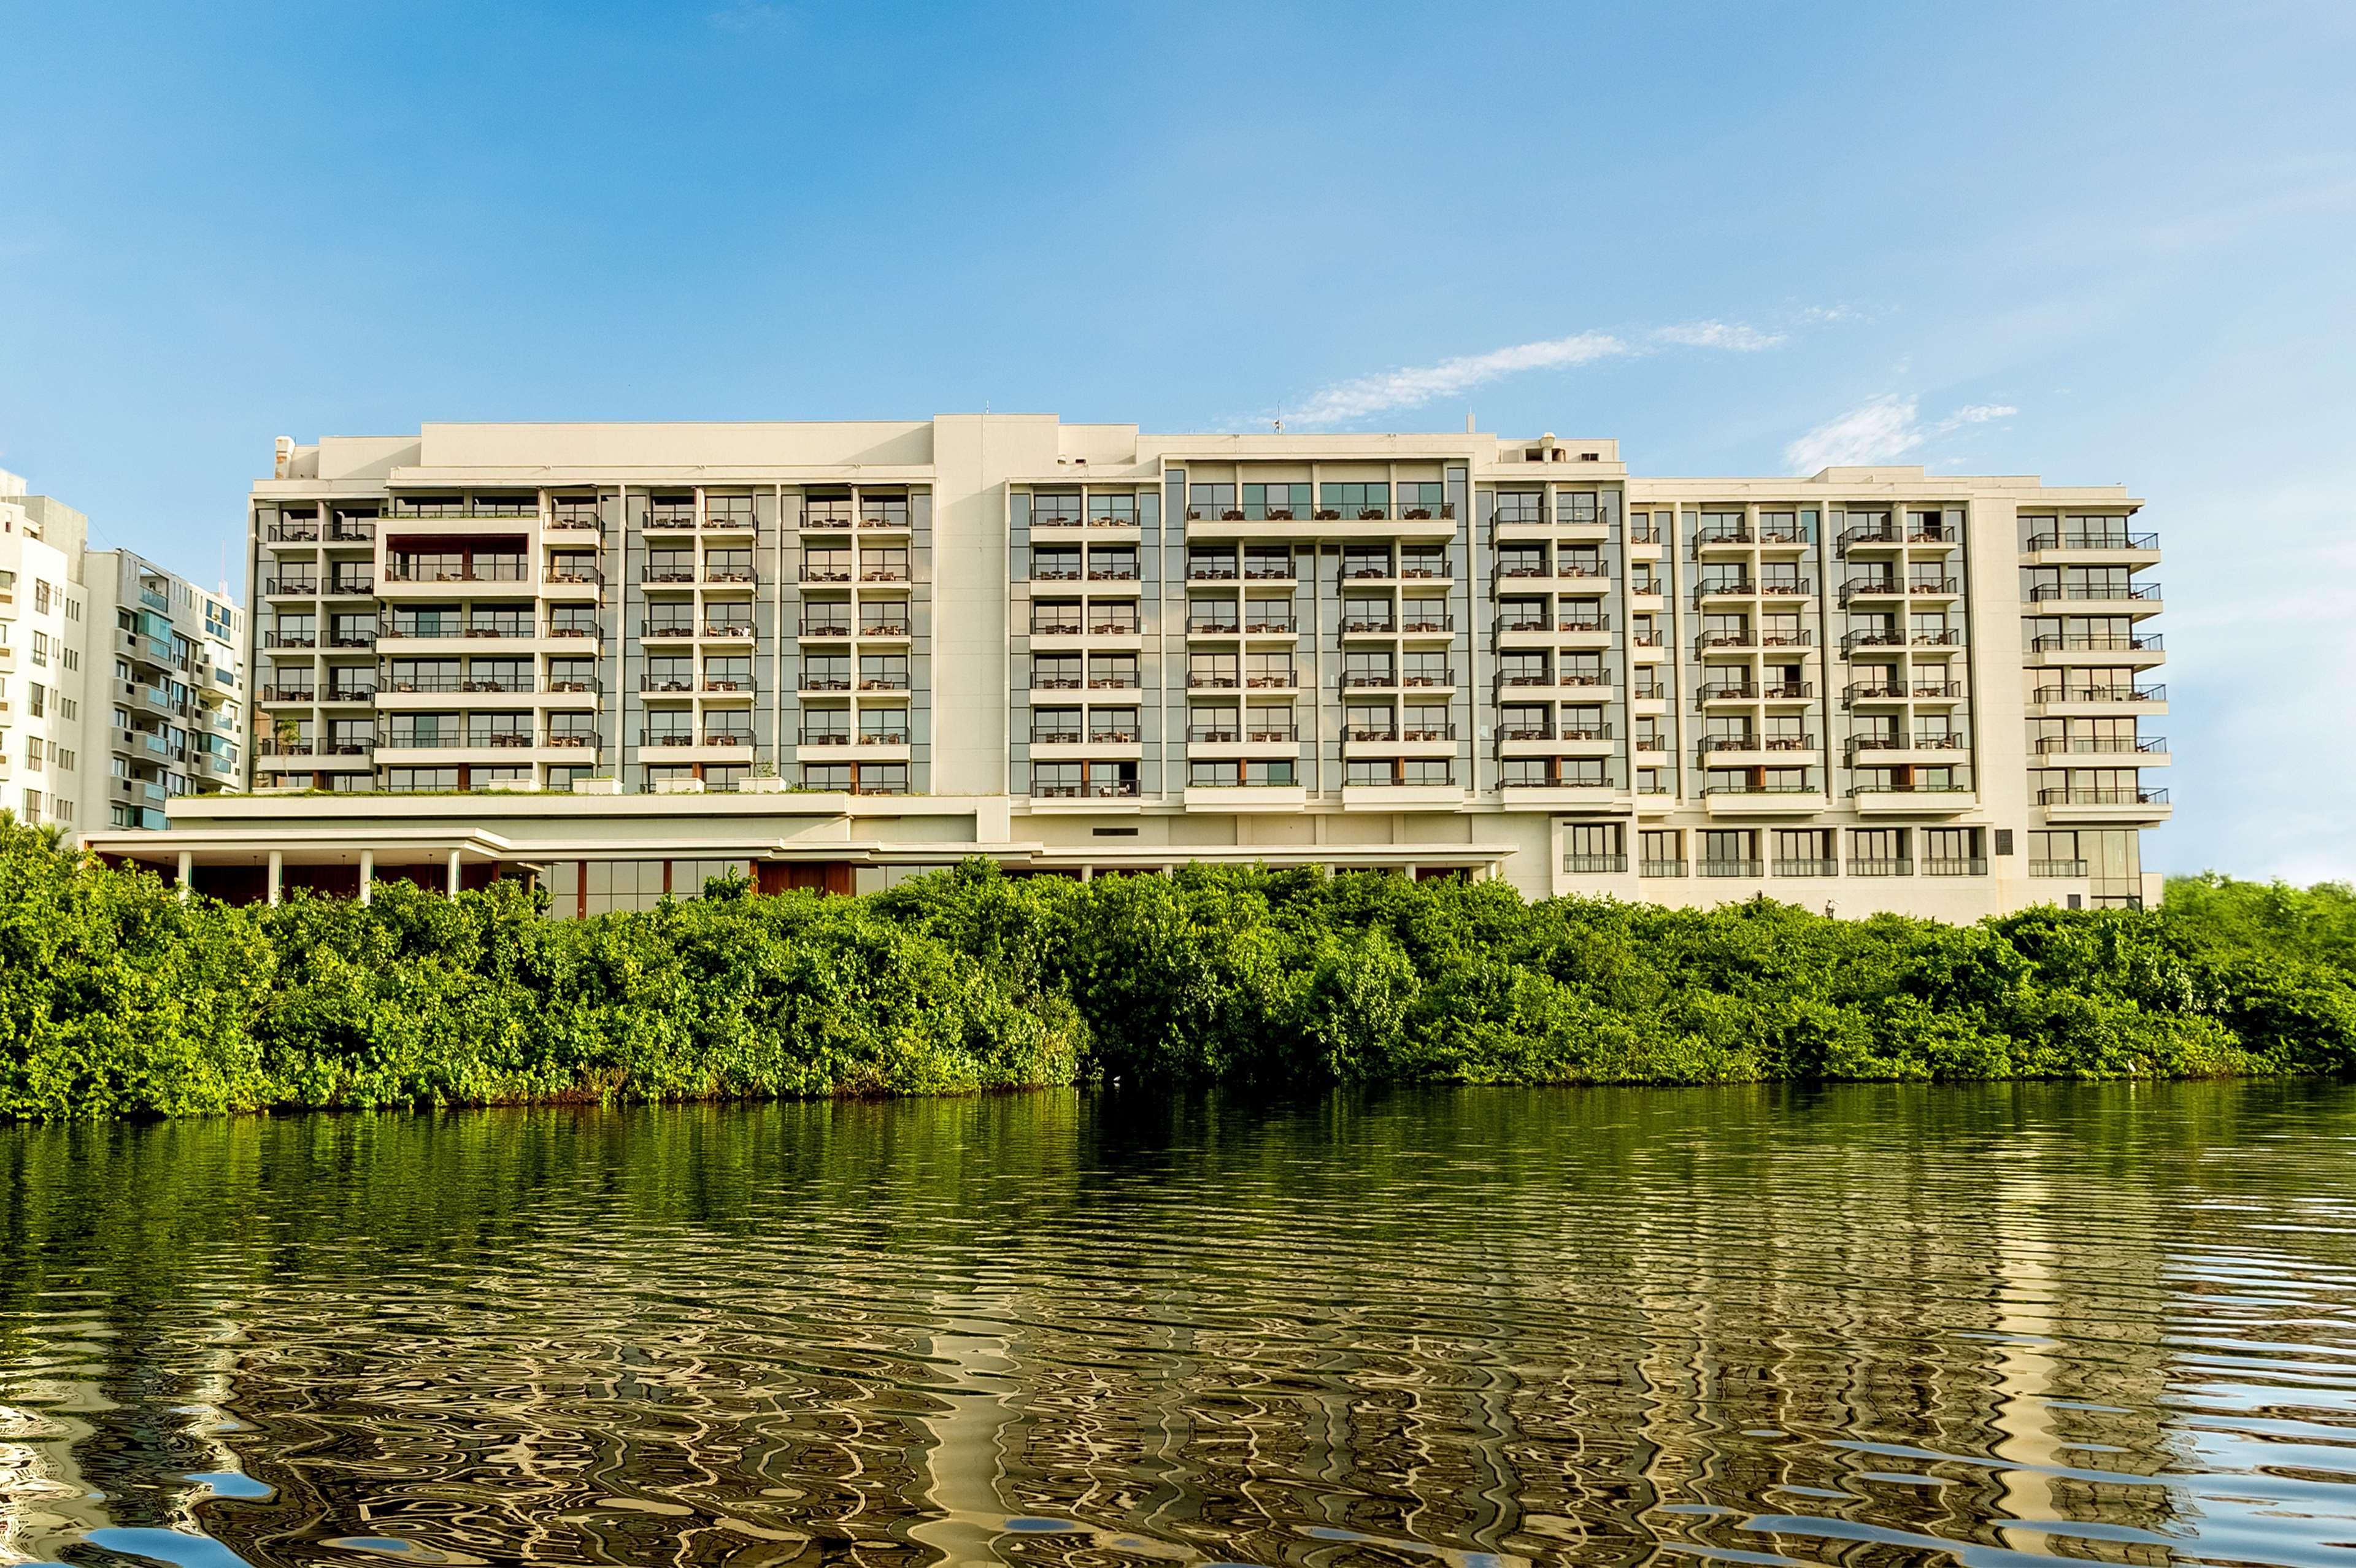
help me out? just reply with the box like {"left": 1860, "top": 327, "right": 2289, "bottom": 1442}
{"left": 0, "top": 1083, "right": 2350, "bottom": 1567}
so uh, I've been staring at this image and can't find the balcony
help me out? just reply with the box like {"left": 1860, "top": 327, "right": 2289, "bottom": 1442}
{"left": 1839, "top": 577, "right": 1957, "bottom": 605}
{"left": 1847, "top": 858, "right": 1914, "bottom": 877}
{"left": 2045, "top": 782, "right": 2167, "bottom": 819}
{"left": 1562, "top": 855, "right": 1629, "bottom": 875}
{"left": 1771, "top": 859, "right": 1840, "bottom": 878}
{"left": 1638, "top": 859, "right": 1685, "bottom": 877}
{"left": 382, "top": 561, "right": 531, "bottom": 586}
{"left": 2030, "top": 859, "right": 2089, "bottom": 877}
{"left": 1697, "top": 858, "right": 1765, "bottom": 877}
{"left": 1698, "top": 736, "right": 1815, "bottom": 760}
{"left": 1696, "top": 683, "right": 1812, "bottom": 706}
{"left": 261, "top": 577, "right": 320, "bottom": 598}
{"left": 2027, "top": 684, "right": 2167, "bottom": 715}
{"left": 1837, "top": 522, "right": 1960, "bottom": 553}
{"left": 1847, "top": 736, "right": 1969, "bottom": 760}
{"left": 1921, "top": 858, "right": 1989, "bottom": 877}
{"left": 801, "top": 620, "right": 855, "bottom": 640}
{"left": 2028, "top": 632, "right": 2165, "bottom": 667}
{"left": 2023, "top": 529, "right": 2160, "bottom": 560}
{"left": 2026, "top": 582, "right": 2163, "bottom": 615}
{"left": 1701, "top": 786, "right": 1828, "bottom": 816}
{"left": 2033, "top": 736, "right": 2169, "bottom": 765}
{"left": 1842, "top": 680, "right": 1965, "bottom": 704}
{"left": 264, "top": 522, "right": 322, "bottom": 544}
{"left": 1847, "top": 788, "right": 1979, "bottom": 816}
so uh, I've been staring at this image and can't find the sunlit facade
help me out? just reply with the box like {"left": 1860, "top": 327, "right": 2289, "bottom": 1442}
{"left": 83, "top": 420, "right": 2164, "bottom": 913}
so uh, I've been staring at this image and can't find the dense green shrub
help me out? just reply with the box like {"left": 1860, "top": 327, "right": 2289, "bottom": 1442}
{"left": 0, "top": 815, "right": 2348, "bottom": 1120}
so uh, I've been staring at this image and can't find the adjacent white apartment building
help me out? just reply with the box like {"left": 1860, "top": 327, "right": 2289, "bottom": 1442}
{"left": 83, "top": 420, "right": 2166, "bottom": 913}
{"left": 1, "top": 468, "right": 246, "bottom": 833}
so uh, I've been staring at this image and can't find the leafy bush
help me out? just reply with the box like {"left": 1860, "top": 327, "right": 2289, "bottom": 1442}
{"left": 0, "top": 815, "right": 2347, "bottom": 1120}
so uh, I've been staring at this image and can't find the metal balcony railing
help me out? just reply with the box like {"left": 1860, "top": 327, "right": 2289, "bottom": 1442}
{"left": 383, "top": 560, "right": 530, "bottom": 584}
{"left": 2028, "top": 582, "right": 2162, "bottom": 602}
{"left": 2038, "top": 787, "right": 2169, "bottom": 806}
{"left": 1848, "top": 859, "right": 1914, "bottom": 877}
{"left": 2035, "top": 736, "right": 2166, "bottom": 755}
{"left": 1698, "top": 859, "right": 1765, "bottom": 877}
{"left": 2031, "top": 685, "right": 2167, "bottom": 704}
{"left": 1699, "top": 736, "right": 1812, "bottom": 754}
{"left": 2026, "top": 530, "right": 2158, "bottom": 552}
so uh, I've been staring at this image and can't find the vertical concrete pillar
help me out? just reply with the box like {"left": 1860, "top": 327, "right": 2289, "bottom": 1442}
{"left": 446, "top": 849, "right": 462, "bottom": 899}
{"left": 266, "top": 850, "right": 283, "bottom": 907}
{"left": 176, "top": 850, "right": 193, "bottom": 903}
{"left": 358, "top": 849, "right": 374, "bottom": 907}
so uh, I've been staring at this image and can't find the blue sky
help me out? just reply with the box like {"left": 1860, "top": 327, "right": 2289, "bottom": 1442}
{"left": 2, "top": 2, "right": 2351, "bottom": 877}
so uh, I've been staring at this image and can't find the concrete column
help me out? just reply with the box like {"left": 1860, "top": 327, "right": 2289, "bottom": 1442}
{"left": 358, "top": 849, "right": 373, "bottom": 907}
{"left": 176, "top": 850, "right": 193, "bottom": 903}
{"left": 446, "top": 849, "right": 462, "bottom": 898}
{"left": 266, "top": 850, "right": 283, "bottom": 907}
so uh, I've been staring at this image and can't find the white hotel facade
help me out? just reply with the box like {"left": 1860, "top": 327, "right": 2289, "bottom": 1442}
{"left": 85, "top": 418, "right": 2167, "bottom": 914}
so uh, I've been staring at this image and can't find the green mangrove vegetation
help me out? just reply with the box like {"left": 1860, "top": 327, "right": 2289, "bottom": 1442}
{"left": 1, "top": 817, "right": 2352, "bottom": 1119}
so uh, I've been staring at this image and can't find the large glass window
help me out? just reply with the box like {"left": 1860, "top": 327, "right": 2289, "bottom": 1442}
{"left": 1242, "top": 482, "right": 1310, "bottom": 519}
{"left": 1320, "top": 482, "right": 1390, "bottom": 519}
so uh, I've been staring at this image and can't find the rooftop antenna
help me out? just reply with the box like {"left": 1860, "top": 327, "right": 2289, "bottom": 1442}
{"left": 1272, "top": 417, "right": 1284, "bottom": 433}
{"left": 1465, "top": 412, "right": 1475, "bottom": 434}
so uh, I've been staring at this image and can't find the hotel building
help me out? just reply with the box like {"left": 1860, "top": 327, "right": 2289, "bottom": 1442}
{"left": 83, "top": 419, "right": 2166, "bottom": 913}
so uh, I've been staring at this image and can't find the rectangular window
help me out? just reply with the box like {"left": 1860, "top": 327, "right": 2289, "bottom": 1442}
{"left": 1564, "top": 823, "right": 1623, "bottom": 874}
{"left": 1185, "top": 483, "right": 1236, "bottom": 520}
{"left": 1849, "top": 828, "right": 1910, "bottom": 875}
{"left": 1241, "top": 482, "right": 1311, "bottom": 520}
{"left": 1494, "top": 491, "right": 1541, "bottom": 525}
{"left": 1922, "top": 828, "right": 1983, "bottom": 875}
{"left": 1319, "top": 482, "right": 1391, "bottom": 519}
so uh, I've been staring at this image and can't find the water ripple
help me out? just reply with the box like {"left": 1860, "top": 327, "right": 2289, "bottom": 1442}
{"left": 0, "top": 1082, "right": 2351, "bottom": 1566}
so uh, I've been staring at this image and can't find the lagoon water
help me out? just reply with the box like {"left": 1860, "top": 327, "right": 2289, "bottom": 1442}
{"left": 2, "top": 1082, "right": 2354, "bottom": 1567}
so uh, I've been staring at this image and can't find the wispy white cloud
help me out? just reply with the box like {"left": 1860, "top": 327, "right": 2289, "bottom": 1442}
{"left": 1282, "top": 318, "right": 1790, "bottom": 428}
{"left": 1649, "top": 320, "right": 1785, "bottom": 352}
{"left": 1782, "top": 394, "right": 2017, "bottom": 474}
{"left": 1290, "top": 331, "right": 1630, "bottom": 426}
